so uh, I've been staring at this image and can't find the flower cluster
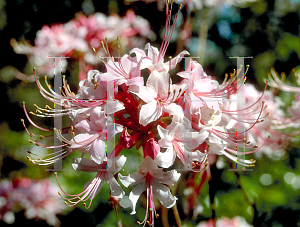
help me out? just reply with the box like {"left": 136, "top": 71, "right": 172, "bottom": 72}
{"left": 0, "top": 178, "right": 65, "bottom": 226}
{"left": 11, "top": 10, "right": 155, "bottom": 81}
{"left": 22, "top": 2, "right": 269, "bottom": 226}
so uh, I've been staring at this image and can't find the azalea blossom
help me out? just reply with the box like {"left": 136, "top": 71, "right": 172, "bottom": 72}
{"left": 20, "top": 1, "right": 271, "bottom": 225}
{"left": 119, "top": 156, "right": 180, "bottom": 226}
{"left": 0, "top": 178, "right": 65, "bottom": 226}
{"left": 56, "top": 155, "right": 126, "bottom": 209}
{"left": 10, "top": 11, "right": 155, "bottom": 81}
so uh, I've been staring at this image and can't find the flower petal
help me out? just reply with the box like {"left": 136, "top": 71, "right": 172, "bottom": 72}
{"left": 107, "top": 155, "right": 127, "bottom": 173}
{"left": 146, "top": 70, "right": 170, "bottom": 100}
{"left": 129, "top": 181, "right": 147, "bottom": 214}
{"left": 105, "top": 172, "right": 125, "bottom": 198}
{"left": 139, "top": 100, "right": 163, "bottom": 126}
{"left": 153, "top": 169, "right": 181, "bottom": 186}
{"left": 152, "top": 181, "right": 177, "bottom": 208}
{"left": 72, "top": 158, "right": 105, "bottom": 172}
{"left": 118, "top": 172, "right": 145, "bottom": 188}
{"left": 154, "top": 146, "right": 176, "bottom": 168}
{"left": 90, "top": 138, "right": 106, "bottom": 164}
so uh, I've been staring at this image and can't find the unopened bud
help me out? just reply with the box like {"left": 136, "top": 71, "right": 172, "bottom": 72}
{"left": 119, "top": 128, "right": 134, "bottom": 149}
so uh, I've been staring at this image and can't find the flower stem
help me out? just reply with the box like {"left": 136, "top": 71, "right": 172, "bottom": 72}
{"left": 172, "top": 203, "right": 182, "bottom": 227}
{"left": 161, "top": 206, "right": 169, "bottom": 227}
{"left": 198, "top": 6, "right": 210, "bottom": 65}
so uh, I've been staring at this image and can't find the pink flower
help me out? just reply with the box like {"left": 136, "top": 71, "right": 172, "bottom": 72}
{"left": 56, "top": 155, "right": 126, "bottom": 209}
{"left": 132, "top": 68, "right": 188, "bottom": 126}
{"left": 0, "top": 178, "right": 65, "bottom": 226}
{"left": 156, "top": 115, "right": 208, "bottom": 169}
{"left": 119, "top": 156, "right": 180, "bottom": 226}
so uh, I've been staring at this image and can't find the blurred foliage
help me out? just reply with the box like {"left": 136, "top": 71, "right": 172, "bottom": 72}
{"left": 0, "top": 0, "right": 300, "bottom": 226}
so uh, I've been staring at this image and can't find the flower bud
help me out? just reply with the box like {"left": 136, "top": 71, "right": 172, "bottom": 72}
{"left": 119, "top": 128, "right": 134, "bottom": 149}
{"left": 144, "top": 138, "right": 160, "bottom": 159}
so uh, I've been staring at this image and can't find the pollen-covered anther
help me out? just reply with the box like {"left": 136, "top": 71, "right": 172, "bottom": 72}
{"left": 39, "top": 135, "right": 44, "bottom": 139}
{"left": 36, "top": 109, "right": 42, "bottom": 114}
{"left": 64, "top": 201, "right": 68, "bottom": 206}
{"left": 147, "top": 220, "right": 151, "bottom": 225}
{"left": 29, "top": 111, "right": 35, "bottom": 115}
{"left": 58, "top": 192, "right": 61, "bottom": 196}
{"left": 253, "top": 145, "right": 258, "bottom": 148}
{"left": 156, "top": 214, "right": 159, "bottom": 218}
{"left": 137, "top": 221, "right": 141, "bottom": 224}
{"left": 28, "top": 139, "right": 34, "bottom": 143}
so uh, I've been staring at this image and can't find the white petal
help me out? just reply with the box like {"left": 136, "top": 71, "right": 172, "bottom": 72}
{"left": 105, "top": 172, "right": 125, "bottom": 198}
{"left": 163, "top": 103, "right": 184, "bottom": 119}
{"left": 90, "top": 139, "right": 106, "bottom": 164}
{"left": 152, "top": 181, "right": 177, "bottom": 208}
{"left": 131, "top": 85, "right": 156, "bottom": 103}
{"left": 153, "top": 169, "right": 181, "bottom": 186}
{"left": 154, "top": 146, "right": 176, "bottom": 168}
{"left": 105, "top": 100, "right": 125, "bottom": 114}
{"left": 129, "top": 181, "right": 147, "bottom": 214}
{"left": 157, "top": 125, "right": 173, "bottom": 147}
{"left": 72, "top": 158, "right": 104, "bottom": 172}
{"left": 146, "top": 70, "right": 170, "bottom": 100}
{"left": 139, "top": 101, "right": 163, "bottom": 126}
{"left": 118, "top": 172, "right": 145, "bottom": 188}
{"left": 107, "top": 155, "right": 127, "bottom": 173}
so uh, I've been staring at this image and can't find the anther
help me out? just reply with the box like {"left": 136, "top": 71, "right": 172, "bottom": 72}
{"left": 29, "top": 111, "right": 35, "bottom": 115}
{"left": 147, "top": 221, "right": 151, "bottom": 225}
{"left": 58, "top": 192, "right": 61, "bottom": 196}
{"left": 156, "top": 214, "right": 159, "bottom": 218}
{"left": 137, "top": 221, "right": 141, "bottom": 224}
{"left": 28, "top": 140, "right": 34, "bottom": 143}
{"left": 27, "top": 151, "right": 31, "bottom": 154}
{"left": 64, "top": 201, "right": 68, "bottom": 205}
{"left": 253, "top": 145, "right": 258, "bottom": 148}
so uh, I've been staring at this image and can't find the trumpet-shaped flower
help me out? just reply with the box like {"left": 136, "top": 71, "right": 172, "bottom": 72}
{"left": 119, "top": 156, "right": 180, "bottom": 226}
